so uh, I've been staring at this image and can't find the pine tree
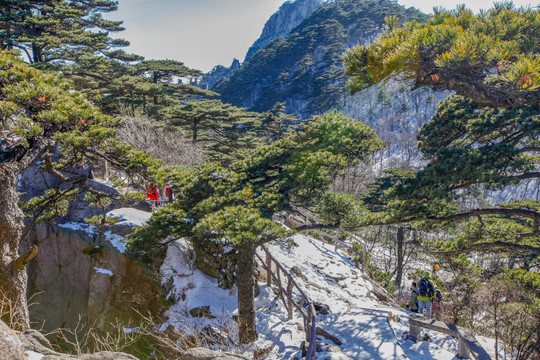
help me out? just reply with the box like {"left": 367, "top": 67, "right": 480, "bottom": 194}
{"left": 165, "top": 99, "right": 262, "bottom": 165}
{"left": 0, "top": 51, "right": 155, "bottom": 329}
{"left": 129, "top": 110, "right": 384, "bottom": 343}
{"left": 0, "top": 0, "right": 137, "bottom": 65}
{"left": 344, "top": 4, "right": 540, "bottom": 107}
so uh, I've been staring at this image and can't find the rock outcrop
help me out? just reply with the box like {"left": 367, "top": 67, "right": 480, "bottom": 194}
{"left": 22, "top": 224, "right": 165, "bottom": 342}
{"left": 201, "top": 58, "right": 241, "bottom": 89}
{"left": 244, "top": 0, "right": 328, "bottom": 62}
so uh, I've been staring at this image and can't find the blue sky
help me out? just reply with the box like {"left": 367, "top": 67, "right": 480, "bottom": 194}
{"left": 107, "top": 0, "right": 539, "bottom": 73}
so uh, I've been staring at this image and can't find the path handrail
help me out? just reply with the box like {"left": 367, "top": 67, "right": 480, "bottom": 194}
{"left": 408, "top": 315, "right": 492, "bottom": 360}
{"left": 255, "top": 245, "right": 317, "bottom": 359}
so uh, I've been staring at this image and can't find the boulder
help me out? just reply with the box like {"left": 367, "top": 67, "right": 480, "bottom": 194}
{"left": 189, "top": 306, "right": 213, "bottom": 318}
{"left": 0, "top": 320, "right": 26, "bottom": 360}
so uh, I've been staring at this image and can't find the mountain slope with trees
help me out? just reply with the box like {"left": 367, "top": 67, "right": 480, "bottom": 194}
{"left": 213, "top": 0, "right": 428, "bottom": 118}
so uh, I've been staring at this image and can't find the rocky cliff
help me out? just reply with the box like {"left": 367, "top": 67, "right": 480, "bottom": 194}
{"left": 213, "top": 0, "right": 429, "bottom": 119}
{"left": 244, "top": 0, "right": 330, "bottom": 62}
{"left": 22, "top": 223, "right": 165, "bottom": 353}
{"left": 200, "top": 58, "right": 241, "bottom": 89}
{"left": 201, "top": 0, "right": 329, "bottom": 89}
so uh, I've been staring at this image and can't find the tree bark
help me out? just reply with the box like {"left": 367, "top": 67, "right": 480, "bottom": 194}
{"left": 394, "top": 227, "right": 404, "bottom": 289}
{"left": 236, "top": 246, "right": 257, "bottom": 344}
{"left": 0, "top": 170, "right": 30, "bottom": 330}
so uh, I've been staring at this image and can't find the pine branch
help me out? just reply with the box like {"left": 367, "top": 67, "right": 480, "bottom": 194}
{"left": 433, "top": 241, "right": 540, "bottom": 256}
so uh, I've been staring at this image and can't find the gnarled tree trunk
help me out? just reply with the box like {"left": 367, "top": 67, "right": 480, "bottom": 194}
{"left": 394, "top": 227, "right": 404, "bottom": 289}
{"left": 236, "top": 246, "right": 257, "bottom": 344}
{"left": 0, "top": 170, "right": 30, "bottom": 330}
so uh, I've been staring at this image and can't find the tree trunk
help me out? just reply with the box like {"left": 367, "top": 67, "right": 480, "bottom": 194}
{"left": 0, "top": 171, "right": 30, "bottom": 330}
{"left": 394, "top": 227, "right": 404, "bottom": 289}
{"left": 236, "top": 246, "right": 257, "bottom": 344}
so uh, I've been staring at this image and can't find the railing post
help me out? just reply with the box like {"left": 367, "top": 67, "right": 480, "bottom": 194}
{"left": 277, "top": 266, "right": 282, "bottom": 291}
{"left": 408, "top": 321, "right": 420, "bottom": 342}
{"left": 286, "top": 276, "right": 293, "bottom": 319}
{"left": 306, "top": 305, "right": 317, "bottom": 360}
{"left": 334, "top": 228, "right": 340, "bottom": 251}
{"left": 362, "top": 240, "right": 366, "bottom": 273}
{"left": 266, "top": 251, "right": 272, "bottom": 286}
{"left": 303, "top": 297, "right": 310, "bottom": 340}
{"left": 457, "top": 334, "right": 471, "bottom": 359}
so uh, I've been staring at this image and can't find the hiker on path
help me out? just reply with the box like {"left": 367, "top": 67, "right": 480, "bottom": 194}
{"left": 146, "top": 183, "right": 159, "bottom": 210}
{"left": 417, "top": 271, "right": 436, "bottom": 319}
{"left": 407, "top": 281, "right": 419, "bottom": 313}
{"left": 164, "top": 182, "right": 174, "bottom": 203}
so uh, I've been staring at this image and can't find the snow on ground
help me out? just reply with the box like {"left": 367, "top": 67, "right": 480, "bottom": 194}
{"left": 160, "top": 239, "right": 239, "bottom": 334}
{"left": 107, "top": 207, "right": 152, "bottom": 227}
{"left": 159, "top": 231, "right": 473, "bottom": 359}
{"left": 58, "top": 222, "right": 96, "bottom": 235}
{"left": 93, "top": 267, "right": 114, "bottom": 276}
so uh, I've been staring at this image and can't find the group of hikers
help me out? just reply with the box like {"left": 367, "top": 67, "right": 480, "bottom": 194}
{"left": 146, "top": 183, "right": 174, "bottom": 210}
{"left": 406, "top": 270, "right": 443, "bottom": 320}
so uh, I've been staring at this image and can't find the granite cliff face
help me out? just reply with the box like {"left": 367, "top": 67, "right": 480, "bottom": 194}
{"left": 213, "top": 0, "right": 429, "bottom": 119}
{"left": 202, "top": 0, "right": 327, "bottom": 89}
{"left": 244, "top": 0, "right": 329, "bottom": 62}
{"left": 200, "top": 58, "right": 241, "bottom": 89}
{"left": 22, "top": 224, "right": 165, "bottom": 342}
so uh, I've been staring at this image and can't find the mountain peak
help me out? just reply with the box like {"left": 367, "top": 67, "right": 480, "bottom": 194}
{"left": 244, "top": 0, "right": 330, "bottom": 62}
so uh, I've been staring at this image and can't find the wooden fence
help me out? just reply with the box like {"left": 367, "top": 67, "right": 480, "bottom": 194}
{"left": 408, "top": 315, "right": 492, "bottom": 359}
{"left": 288, "top": 207, "right": 492, "bottom": 359}
{"left": 255, "top": 246, "right": 317, "bottom": 359}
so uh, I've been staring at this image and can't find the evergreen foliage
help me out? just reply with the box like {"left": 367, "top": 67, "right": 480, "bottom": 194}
{"left": 343, "top": 5, "right": 539, "bottom": 354}
{"left": 344, "top": 3, "right": 540, "bottom": 107}
{"left": 0, "top": 0, "right": 137, "bottom": 65}
{"left": 129, "top": 110, "right": 384, "bottom": 343}
{"left": 0, "top": 50, "right": 156, "bottom": 328}
{"left": 164, "top": 99, "right": 261, "bottom": 165}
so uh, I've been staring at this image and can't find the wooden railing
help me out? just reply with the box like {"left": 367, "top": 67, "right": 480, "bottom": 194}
{"left": 408, "top": 315, "right": 492, "bottom": 359}
{"left": 255, "top": 246, "right": 317, "bottom": 359}
{"left": 291, "top": 208, "right": 492, "bottom": 359}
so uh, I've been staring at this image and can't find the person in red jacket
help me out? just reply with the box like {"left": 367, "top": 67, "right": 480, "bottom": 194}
{"left": 164, "top": 182, "right": 173, "bottom": 203}
{"left": 146, "top": 183, "right": 159, "bottom": 210}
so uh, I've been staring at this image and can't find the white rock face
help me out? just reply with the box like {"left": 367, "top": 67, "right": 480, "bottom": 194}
{"left": 244, "top": 0, "right": 326, "bottom": 62}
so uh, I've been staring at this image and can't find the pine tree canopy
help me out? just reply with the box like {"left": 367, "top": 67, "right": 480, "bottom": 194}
{"left": 363, "top": 95, "right": 540, "bottom": 256}
{"left": 0, "top": 0, "right": 138, "bottom": 65}
{"left": 130, "top": 110, "right": 384, "bottom": 256}
{"left": 344, "top": 3, "right": 540, "bottom": 107}
{"left": 0, "top": 50, "right": 156, "bottom": 221}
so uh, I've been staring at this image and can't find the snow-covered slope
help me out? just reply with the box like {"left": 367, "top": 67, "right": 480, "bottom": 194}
{"left": 157, "top": 231, "right": 497, "bottom": 359}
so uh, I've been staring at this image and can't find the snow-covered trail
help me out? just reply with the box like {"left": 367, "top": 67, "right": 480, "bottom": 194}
{"left": 154, "top": 221, "right": 493, "bottom": 359}
{"left": 323, "top": 307, "right": 408, "bottom": 359}
{"left": 264, "top": 234, "right": 463, "bottom": 359}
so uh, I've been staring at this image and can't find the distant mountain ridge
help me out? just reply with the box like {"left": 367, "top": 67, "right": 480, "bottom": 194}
{"left": 244, "top": 0, "right": 334, "bottom": 63}
{"left": 202, "top": 0, "right": 329, "bottom": 89}
{"left": 212, "top": 0, "right": 428, "bottom": 118}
